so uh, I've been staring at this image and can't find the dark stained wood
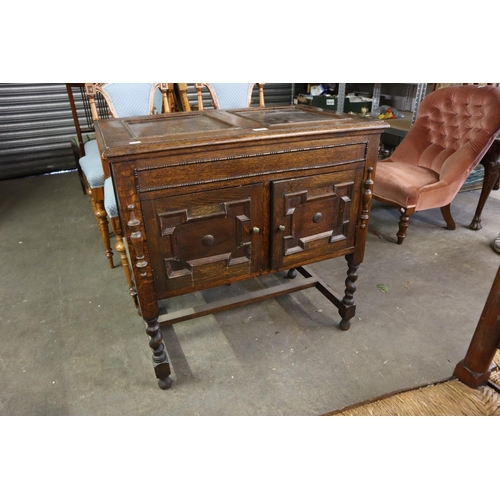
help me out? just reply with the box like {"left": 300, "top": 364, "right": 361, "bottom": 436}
{"left": 95, "top": 105, "right": 388, "bottom": 389}
{"left": 454, "top": 264, "right": 500, "bottom": 388}
{"left": 142, "top": 183, "right": 264, "bottom": 297}
{"left": 440, "top": 203, "right": 456, "bottom": 230}
{"left": 397, "top": 207, "right": 415, "bottom": 245}
{"left": 158, "top": 276, "right": 319, "bottom": 325}
{"left": 271, "top": 170, "right": 362, "bottom": 271}
{"left": 66, "top": 83, "right": 90, "bottom": 195}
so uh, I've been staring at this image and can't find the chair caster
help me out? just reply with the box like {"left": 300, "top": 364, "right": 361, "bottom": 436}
{"left": 339, "top": 319, "right": 351, "bottom": 331}
{"left": 158, "top": 376, "right": 173, "bottom": 390}
{"left": 493, "top": 234, "right": 500, "bottom": 254}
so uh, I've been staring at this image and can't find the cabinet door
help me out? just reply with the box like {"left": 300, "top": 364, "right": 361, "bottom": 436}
{"left": 142, "top": 183, "right": 264, "bottom": 297}
{"left": 271, "top": 170, "right": 362, "bottom": 270}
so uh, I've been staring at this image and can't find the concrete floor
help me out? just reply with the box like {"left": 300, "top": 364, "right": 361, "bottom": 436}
{"left": 1, "top": 170, "right": 499, "bottom": 416}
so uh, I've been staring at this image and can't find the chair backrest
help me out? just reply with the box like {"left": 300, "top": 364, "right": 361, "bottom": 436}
{"left": 176, "top": 83, "right": 191, "bottom": 111}
{"left": 66, "top": 83, "right": 110, "bottom": 157}
{"left": 389, "top": 85, "right": 500, "bottom": 186}
{"left": 194, "top": 83, "right": 265, "bottom": 110}
{"left": 85, "top": 83, "right": 173, "bottom": 121}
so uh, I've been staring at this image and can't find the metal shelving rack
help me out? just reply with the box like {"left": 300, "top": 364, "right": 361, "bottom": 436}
{"left": 337, "top": 83, "right": 428, "bottom": 125}
{"left": 295, "top": 83, "right": 428, "bottom": 130}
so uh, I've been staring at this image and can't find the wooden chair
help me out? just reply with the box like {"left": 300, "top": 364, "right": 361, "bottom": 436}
{"left": 174, "top": 83, "right": 191, "bottom": 111}
{"left": 194, "top": 83, "right": 265, "bottom": 110}
{"left": 79, "top": 83, "right": 174, "bottom": 299}
{"left": 66, "top": 83, "right": 110, "bottom": 194}
{"left": 373, "top": 85, "right": 500, "bottom": 244}
{"left": 327, "top": 264, "right": 500, "bottom": 416}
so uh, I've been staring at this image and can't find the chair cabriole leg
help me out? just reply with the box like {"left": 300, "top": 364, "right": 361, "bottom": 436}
{"left": 440, "top": 204, "right": 456, "bottom": 230}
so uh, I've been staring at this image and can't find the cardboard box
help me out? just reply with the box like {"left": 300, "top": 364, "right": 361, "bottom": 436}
{"left": 311, "top": 95, "right": 374, "bottom": 113}
{"left": 297, "top": 94, "right": 386, "bottom": 114}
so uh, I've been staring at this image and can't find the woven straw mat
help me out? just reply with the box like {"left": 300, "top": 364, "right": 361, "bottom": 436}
{"left": 330, "top": 379, "right": 500, "bottom": 416}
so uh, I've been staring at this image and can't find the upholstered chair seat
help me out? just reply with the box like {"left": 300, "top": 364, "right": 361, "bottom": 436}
{"left": 79, "top": 86, "right": 163, "bottom": 211}
{"left": 71, "top": 133, "right": 95, "bottom": 155}
{"left": 83, "top": 138, "right": 98, "bottom": 155}
{"left": 80, "top": 140, "right": 118, "bottom": 216}
{"left": 375, "top": 160, "right": 441, "bottom": 208}
{"left": 79, "top": 141, "right": 104, "bottom": 189}
{"left": 104, "top": 177, "right": 118, "bottom": 219}
{"left": 373, "top": 85, "right": 500, "bottom": 244}
{"left": 80, "top": 83, "right": 174, "bottom": 301}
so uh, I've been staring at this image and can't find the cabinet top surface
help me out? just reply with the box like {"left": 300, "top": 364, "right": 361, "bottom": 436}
{"left": 95, "top": 105, "right": 389, "bottom": 158}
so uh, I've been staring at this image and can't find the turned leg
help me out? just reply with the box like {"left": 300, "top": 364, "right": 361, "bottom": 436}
{"left": 440, "top": 204, "right": 456, "bottom": 230}
{"left": 339, "top": 254, "right": 359, "bottom": 331}
{"left": 89, "top": 186, "right": 114, "bottom": 268}
{"left": 110, "top": 216, "right": 137, "bottom": 304}
{"left": 125, "top": 204, "right": 171, "bottom": 388}
{"left": 95, "top": 199, "right": 114, "bottom": 268}
{"left": 469, "top": 144, "right": 500, "bottom": 230}
{"left": 397, "top": 207, "right": 411, "bottom": 245}
{"left": 145, "top": 318, "right": 172, "bottom": 390}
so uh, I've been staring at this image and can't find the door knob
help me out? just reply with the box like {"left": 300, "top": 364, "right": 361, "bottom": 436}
{"left": 278, "top": 225, "right": 286, "bottom": 232}
{"left": 252, "top": 227, "right": 260, "bottom": 234}
{"left": 313, "top": 212, "right": 323, "bottom": 223}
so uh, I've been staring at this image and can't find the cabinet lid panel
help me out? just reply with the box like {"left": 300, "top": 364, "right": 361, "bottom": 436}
{"left": 95, "top": 105, "right": 389, "bottom": 159}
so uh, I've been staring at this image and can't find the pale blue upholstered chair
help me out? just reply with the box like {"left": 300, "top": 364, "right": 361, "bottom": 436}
{"left": 66, "top": 83, "right": 108, "bottom": 195}
{"left": 79, "top": 83, "right": 171, "bottom": 296}
{"left": 194, "top": 83, "right": 265, "bottom": 110}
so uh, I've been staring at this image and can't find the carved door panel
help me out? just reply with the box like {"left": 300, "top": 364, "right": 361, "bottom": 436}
{"left": 271, "top": 170, "right": 362, "bottom": 270}
{"left": 143, "top": 183, "right": 264, "bottom": 296}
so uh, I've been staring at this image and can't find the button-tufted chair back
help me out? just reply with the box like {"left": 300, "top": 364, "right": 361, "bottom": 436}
{"left": 373, "top": 85, "right": 500, "bottom": 244}
{"left": 390, "top": 85, "right": 500, "bottom": 188}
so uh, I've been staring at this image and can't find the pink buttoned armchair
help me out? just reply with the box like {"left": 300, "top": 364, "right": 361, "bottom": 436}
{"left": 373, "top": 85, "right": 500, "bottom": 244}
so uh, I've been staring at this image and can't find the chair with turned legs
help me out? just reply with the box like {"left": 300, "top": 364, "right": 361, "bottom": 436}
{"left": 373, "top": 85, "right": 500, "bottom": 244}
{"left": 79, "top": 83, "right": 174, "bottom": 298}
{"left": 66, "top": 83, "right": 109, "bottom": 196}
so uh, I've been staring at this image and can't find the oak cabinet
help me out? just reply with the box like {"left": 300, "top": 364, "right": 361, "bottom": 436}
{"left": 95, "top": 105, "right": 388, "bottom": 389}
